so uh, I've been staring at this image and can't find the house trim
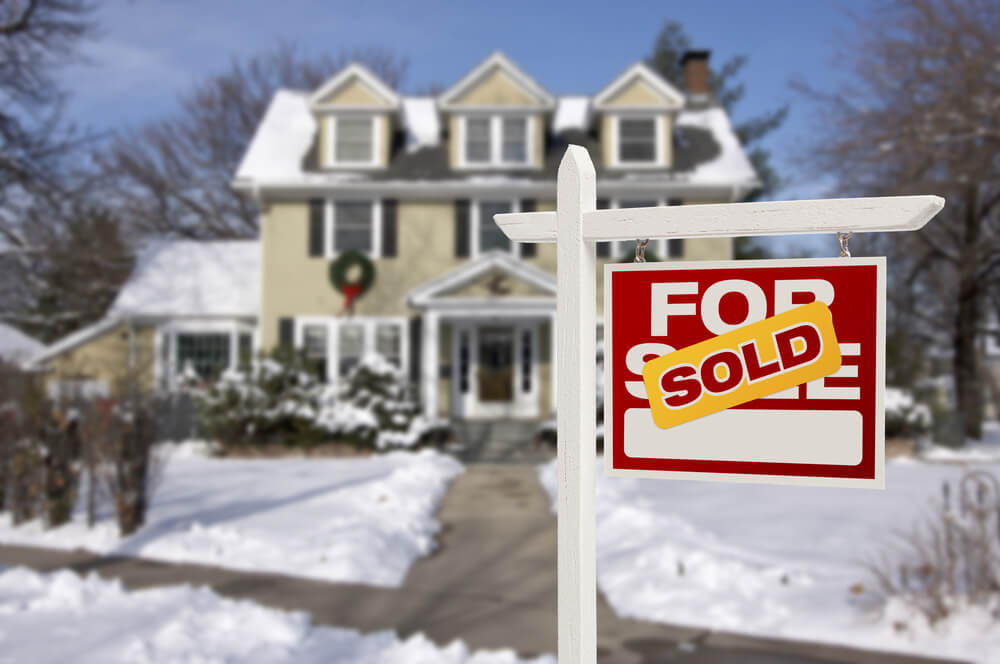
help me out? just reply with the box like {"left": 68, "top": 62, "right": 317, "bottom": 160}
{"left": 439, "top": 52, "right": 556, "bottom": 111}
{"left": 408, "top": 251, "right": 557, "bottom": 307}
{"left": 309, "top": 63, "right": 401, "bottom": 112}
{"left": 593, "top": 62, "right": 685, "bottom": 111}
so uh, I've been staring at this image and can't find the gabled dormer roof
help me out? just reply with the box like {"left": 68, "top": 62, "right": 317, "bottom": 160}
{"left": 309, "top": 63, "right": 401, "bottom": 112}
{"left": 593, "top": 62, "right": 685, "bottom": 112}
{"left": 438, "top": 52, "right": 556, "bottom": 111}
{"left": 408, "top": 251, "right": 556, "bottom": 308}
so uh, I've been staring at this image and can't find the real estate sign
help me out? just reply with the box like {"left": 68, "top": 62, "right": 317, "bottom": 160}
{"left": 604, "top": 257, "right": 886, "bottom": 488}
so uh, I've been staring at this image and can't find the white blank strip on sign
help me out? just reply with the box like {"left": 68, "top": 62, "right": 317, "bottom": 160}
{"left": 624, "top": 408, "right": 863, "bottom": 465}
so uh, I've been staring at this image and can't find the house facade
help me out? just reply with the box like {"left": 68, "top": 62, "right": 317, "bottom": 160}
{"left": 32, "top": 51, "right": 760, "bottom": 421}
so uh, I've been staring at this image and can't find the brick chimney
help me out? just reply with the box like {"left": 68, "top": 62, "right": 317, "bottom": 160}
{"left": 681, "top": 50, "right": 711, "bottom": 96}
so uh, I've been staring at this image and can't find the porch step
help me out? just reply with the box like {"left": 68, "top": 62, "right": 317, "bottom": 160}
{"left": 449, "top": 419, "right": 554, "bottom": 464}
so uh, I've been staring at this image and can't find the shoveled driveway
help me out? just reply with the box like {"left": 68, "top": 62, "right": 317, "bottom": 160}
{"left": 0, "top": 465, "right": 967, "bottom": 664}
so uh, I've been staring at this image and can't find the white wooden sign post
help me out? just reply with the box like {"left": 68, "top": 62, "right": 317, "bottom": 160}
{"left": 494, "top": 145, "right": 942, "bottom": 664}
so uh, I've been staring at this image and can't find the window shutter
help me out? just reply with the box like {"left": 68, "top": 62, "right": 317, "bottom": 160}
{"left": 278, "top": 318, "right": 294, "bottom": 350}
{"left": 381, "top": 199, "right": 398, "bottom": 257}
{"left": 308, "top": 199, "right": 325, "bottom": 257}
{"left": 454, "top": 199, "right": 470, "bottom": 258}
{"left": 595, "top": 198, "right": 611, "bottom": 258}
{"left": 667, "top": 199, "right": 683, "bottom": 258}
{"left": 518, "top": 199, "right": 537, "bottom": 257}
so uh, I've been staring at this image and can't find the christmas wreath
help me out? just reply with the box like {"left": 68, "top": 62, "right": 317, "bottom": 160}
{"left": 329, "top": 250, "right": 375, "bottom": 313}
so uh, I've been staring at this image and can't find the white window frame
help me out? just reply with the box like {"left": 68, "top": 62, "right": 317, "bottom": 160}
{"left": 470, "top": 198, "right": 522, "bottom": 259}
{"left": 293, "top": 316, "right": 409, "bottom": 390}
{"left": 609, "top": 113, "right": 665, "bottom": 168}
{"left": 326, "top": 114, "right": 380, "bottom": 168}
{"left": 458, "top": 114, "right": 534, "bottom": 169}
{"left": 155, "top": 319, "right": 257, "bottom": 391}
{"left": 599, "top": 198, "right": 683, "bottom": 260}
{"left": 326, "top": 198, "right": 383, "bottom": 259}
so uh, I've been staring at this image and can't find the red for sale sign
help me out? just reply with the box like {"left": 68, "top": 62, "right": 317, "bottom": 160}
{"left": 604, "top": 258, "right": 885, "bottom": 488}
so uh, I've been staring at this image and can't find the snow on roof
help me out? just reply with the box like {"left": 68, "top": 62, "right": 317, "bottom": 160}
{"left": 401, "top": 97, "right": 439, "bottom": 152}
{"left": 0, "top": 323, "right": 45, "bottom": 365}
{"left": 235, "top": 90, "right": 315, "bottom": 181}
{"left": 109, "top": 240, "right": 259, "bottom": 318}
{"left": 676, "top": 107, "right": 759, "bottom": 186}
{"left": 553, "top": 96, "right": 590, "bottom": 133}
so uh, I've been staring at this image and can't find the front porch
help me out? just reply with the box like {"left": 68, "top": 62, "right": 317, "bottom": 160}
{"left": 408, "top": 251, "right": 558, "bottom": 421}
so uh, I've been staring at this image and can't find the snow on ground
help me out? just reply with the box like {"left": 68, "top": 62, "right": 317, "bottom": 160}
{"left": 0, "top": 566, "right": 553, "bottom": 664}
{"left": 0, "top": 447, "right": 462, "bottom": 587}
{"left": 920, "top": 419, "right": 1000, "bottom": 463}
{"left": 539, "top": 456, "right": 1000, "bottom": 662}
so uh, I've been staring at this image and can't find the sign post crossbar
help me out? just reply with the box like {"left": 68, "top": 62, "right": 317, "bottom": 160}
{"left": 493, "top": 145, "right": 942, "bottom": 664}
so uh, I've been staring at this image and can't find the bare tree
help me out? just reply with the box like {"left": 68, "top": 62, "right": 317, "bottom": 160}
{"left": 796, "top": 0, "right": 1000, "bottom": 441}
{"left": 97, "top": 43, "right": 410, "bottom": 239}
{"left": 0, "top": 0, "right": 94, "bottom": 252}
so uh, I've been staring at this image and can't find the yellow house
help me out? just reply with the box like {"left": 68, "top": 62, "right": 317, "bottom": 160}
{"left": 33, "top": 51, "right": 759, "bottom": 420}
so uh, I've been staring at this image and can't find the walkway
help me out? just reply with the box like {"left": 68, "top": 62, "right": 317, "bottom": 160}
{"left": 0, "top": 465, "right": 967, "bottom": 664}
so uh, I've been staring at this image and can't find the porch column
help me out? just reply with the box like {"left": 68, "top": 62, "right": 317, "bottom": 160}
{"left": 421, "top": 311, "right": 439, "bottom": 418}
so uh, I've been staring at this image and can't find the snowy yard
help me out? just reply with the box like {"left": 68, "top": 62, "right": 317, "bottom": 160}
{"left": 0, "top": 566, "right": 553, "bottom": 664}
{"left": 0, "top": 445, "right": 462, "bottom": 587}
{"left": 540, "top": 454, "right": 1000, "bottom": 662}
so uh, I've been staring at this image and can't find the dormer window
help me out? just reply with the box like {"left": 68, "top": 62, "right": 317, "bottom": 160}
{"left": 328, "top": 115, "right": 378, "bottom": 167}
{"left": 460, "top": 115, "right": 531, "bottom": 168}
{"left": 612, "top": 115, "right": 663, "bottom": 167}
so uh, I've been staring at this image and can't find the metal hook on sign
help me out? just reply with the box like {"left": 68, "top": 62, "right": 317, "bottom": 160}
{"left": 635, "top": 239, "right": 649, "bottom": 263}
{"left": 837, "top": 232, "right": 853, "bottom": 258}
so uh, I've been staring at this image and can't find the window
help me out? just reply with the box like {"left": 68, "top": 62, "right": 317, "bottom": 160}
{"left": 502, "top": 117, "right": 527, "bottom": 163}
{"left": 461, "top": 115, "right": 531, "bottom": 166}
{"left": 333, "top": 116, "right": 374, "bottom": 164}
{"left": 465, "top": 117, "right": 491, "bottom": 164}
{"left": 376, "top": 323, "right": 402, "bottom": 368}
{"left": 617, "top": 117, "right": 657, "bottom": 164}
{"left": 303, "top": 325, "right": 328, "bottom": 382}
{"left": 478, "top": 201, "right": 512, "bottom": 252}
{"left": 177, "top": 333, "right": 230, "bottom": 382}
{"left": 334, "top": 201, "right": 373, "bottom": 252}
{"left": 338, "top": 323, "right": 364, "bottom": 377}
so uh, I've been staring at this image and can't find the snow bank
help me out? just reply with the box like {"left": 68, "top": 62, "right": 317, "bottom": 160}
{"left": 0, "top": 450, "right": 463, "bottom": 587}
{"left": 553, "top": 96, "right": 590, "bottom": 133}
{"left": 538, "top": 458, "right": 1000, "bottom": 662}
{"left": 402, "top": 97, "right": 440, "bottom": 152}
{"left": 0, "top": 567, "right": 553, "bottom": 663}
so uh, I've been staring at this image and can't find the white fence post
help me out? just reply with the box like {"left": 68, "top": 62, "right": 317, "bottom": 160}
{"left": 556, "top": 145, "right": 597, "bottom": 662}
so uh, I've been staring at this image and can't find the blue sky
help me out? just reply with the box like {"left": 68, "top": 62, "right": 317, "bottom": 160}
{"left": 61, "top": 0, "right": 871, "bottom": 254}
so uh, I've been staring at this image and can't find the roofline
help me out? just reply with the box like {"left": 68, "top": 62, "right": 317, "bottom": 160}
{"left": 28, "top": 316, "right": 124, "bottom": 367}
{"left": 308, "top": 62, "right": 401, "bottom": 111}
{"left": 439, "top": 51, "right": 556, "bottom": 111}
{"left": 593, "top": 62, "right": 686, "bottom": 111}
{"left": 232, "top": 177, "right": 760, "bottom": 201}
{"left": 408, "top": 250, "right": 557, "bottom": 307}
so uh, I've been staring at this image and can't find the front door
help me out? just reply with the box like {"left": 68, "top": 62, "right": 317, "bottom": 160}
{"left": 477, "top": 326, "right": 513, "bottom": 402}
{"left": 452, "top": 321, "right": 540, "bottom": 419}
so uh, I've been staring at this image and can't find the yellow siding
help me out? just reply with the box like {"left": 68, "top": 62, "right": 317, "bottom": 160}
{"left": 533, "top": 114, "right": 545, "bottom": 167}
{"left": 259, "top": 200, "right": 461, "bottom": 349}
{"left": 449, "top": 115, "right": 461, "bottom": 168}
{"left": 455, "top": 68, "right": 536, "bottom": 106}
{"left": 318, "top": 78, "right": 387, "bottom": 106}
{"left": 378, "top": 114, "right": 391, "bottom": 166}
{"left": 531, "top": 200, "right": 558, "bottom": 272}
{"left": 662, "top": 114, "right": 673, "bottom": 168}
{"left": 601, "top": 114, "right": 614, "bottom": 166}
{"left": 684, "top": 237, "right": 733, "bottom": 261}
{"left": 44, "top": 324, "right": 156, "bottom": 394}
{"left": 604, "top": 78, "right": 668, "bottom": 106}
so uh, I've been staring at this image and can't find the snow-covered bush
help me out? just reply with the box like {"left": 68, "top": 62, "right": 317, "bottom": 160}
{"left": 885, "top": 386, "right": 932, "bottom": 438}
{"left": 863, "top": 470, "right": 1000, "bottom": 626}
{"left": 194, "top": 351, "right": 449, "bottom": 450}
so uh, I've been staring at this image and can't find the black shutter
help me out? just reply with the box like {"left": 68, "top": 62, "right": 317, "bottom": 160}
{"left": 519, "top": 199, "right": 537, "bottom": 257}
{"left": 409, "top": 316, "right": 422, "bottom": 386}
{"left": 454, "top": 199, "right": 470, "bottom": 257}
{"left": 595, "top": 198, "right": 611, "bottom": 258}
{"left": 381, "top": 199, "right": 398, "bottom": 257}
{"left": 308, "top": 199, "right": 324, "bottom": 257}
{"left": 278, "top": 317, "right": 294, "bottom": 350}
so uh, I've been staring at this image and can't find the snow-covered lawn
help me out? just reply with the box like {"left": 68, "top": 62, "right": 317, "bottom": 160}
{"left": 539, "top": 456, "right": 1000, "bottom": 662}
{"left": 0, "top": 566, "right": 553, "bottom": 664}
{"left": 0, "top": 445, "right": 462, "bottom": 587}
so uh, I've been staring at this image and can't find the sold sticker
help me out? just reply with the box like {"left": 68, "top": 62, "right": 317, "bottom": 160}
{"left": 641, "top": 301, "right": 842, "bottom": 430}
